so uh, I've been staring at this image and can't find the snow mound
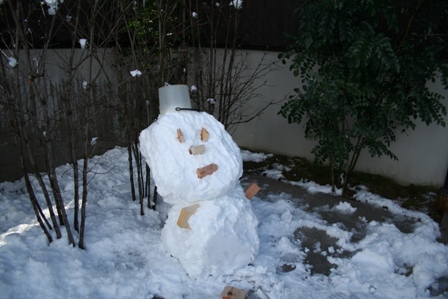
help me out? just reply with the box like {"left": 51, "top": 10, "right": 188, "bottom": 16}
{"left": 162, "top": 187, "right": 259, "bottom": 277}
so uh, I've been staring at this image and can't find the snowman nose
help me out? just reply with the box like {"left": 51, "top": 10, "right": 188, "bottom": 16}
{"left": 189, "top": 144, "right": 205, "bottom": 155}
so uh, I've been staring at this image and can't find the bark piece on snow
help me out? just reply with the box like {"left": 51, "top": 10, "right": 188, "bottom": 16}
{"left": 244, "top": 182, "right": 260, "bottom": 199}
{"left": 221, "top": 286, "right": 248, "bottom": 299}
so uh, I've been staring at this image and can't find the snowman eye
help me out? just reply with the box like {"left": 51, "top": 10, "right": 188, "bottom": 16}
{"left": 200, "top": 128, "right": 209, "bottom": 141}
{"left": 177, "top": 128, "right": 184, "bottom": 143}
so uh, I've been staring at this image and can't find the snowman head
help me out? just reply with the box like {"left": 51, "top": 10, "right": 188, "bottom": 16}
{"left": 139, "top": 111, "right": 243, "bottom": 204}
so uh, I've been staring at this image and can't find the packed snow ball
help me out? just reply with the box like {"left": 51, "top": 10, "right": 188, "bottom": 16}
{"left": 139, "top": 111, "right": 243, "bottom": 204}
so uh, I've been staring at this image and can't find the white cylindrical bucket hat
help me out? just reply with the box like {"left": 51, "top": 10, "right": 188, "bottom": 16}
{"left": 158, "top": 85, "right": 192, "bottom": 114}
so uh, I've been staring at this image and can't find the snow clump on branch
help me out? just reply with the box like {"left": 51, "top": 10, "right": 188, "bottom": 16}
{"left": 130, "top": 70, "right": 142, "bottom": 77}
{"left": 230, "top": 0, "right": 242, "bottom": 9}
{"left": 8, "top": 57, "right": 18, "bottom": 68}
{"left": 45, "top": 0, "right": 64, "bottom": 15}
{"left": 79, "top": 39, "right": 87, "bottom": 49}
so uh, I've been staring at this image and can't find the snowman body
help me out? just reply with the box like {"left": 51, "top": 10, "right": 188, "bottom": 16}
{"left": 139, "top": 111, "right": 259, "bottom": 277}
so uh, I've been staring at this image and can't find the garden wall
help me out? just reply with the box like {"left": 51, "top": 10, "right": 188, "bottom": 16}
{"left": 231, "top": 49, "right": 448, "bottom": 187}
{"left": 2, "top": 48, "right": 447, "bottom": 187}
{"left": 0, "top": 48, "right": 129, "bottom": 181}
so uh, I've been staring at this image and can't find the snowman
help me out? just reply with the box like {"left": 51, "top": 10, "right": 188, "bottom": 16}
{"left": 139, "top": 85, "right": 259, "bottom": 278}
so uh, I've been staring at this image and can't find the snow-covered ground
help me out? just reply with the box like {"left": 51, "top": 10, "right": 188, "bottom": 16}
{"left": 1, "top": 147, "right": 447, "bottom": 299}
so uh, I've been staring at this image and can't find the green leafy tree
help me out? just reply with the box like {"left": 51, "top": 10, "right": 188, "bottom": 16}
{"left": 279, "top": 0, "right": 448, "bottom": 196}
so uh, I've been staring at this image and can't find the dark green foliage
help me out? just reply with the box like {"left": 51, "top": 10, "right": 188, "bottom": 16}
{"left": 279, "top": 0, "right": 448, "bottom": 195}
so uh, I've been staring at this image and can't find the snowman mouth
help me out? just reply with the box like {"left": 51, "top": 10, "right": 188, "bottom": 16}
{"left": 197, "top": 163, "right": 218, "bottom": 178}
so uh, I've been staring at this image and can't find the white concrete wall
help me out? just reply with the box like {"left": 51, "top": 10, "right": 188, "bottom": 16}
{"left": 4, "top": 48, "right": 446, "bottom": 186}
{"left": 231, "top": 50, "right": 448, "bottom": 187}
